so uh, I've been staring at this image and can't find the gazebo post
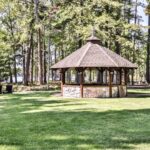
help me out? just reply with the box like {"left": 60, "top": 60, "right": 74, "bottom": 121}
{"left": 124, "top": 69, "right": 128, "bottom": 96}
{"left": 60, "top": 68, "right": 65, "bottom": 96}
{"left": 101, "top": 68, "right": 104, "bottom": 84}
{"left": 52, "top": 69, "right": 54, "bottom": 81}
{"left": 124, "top": 69, "right": 127, "bottom": 85}
{"left": 121, "top": 68, "right": 126, "bottom": 85}
{"left": 89, "top": 68, "right": 92, "bottom": 83}
{"left": 109, "top": 69, "right": 113, "bottom": 98}
{"left": 132, "top": 69, "right": 134, "bottom": 85}
{"left": 120, "top": 68, "right": 122, "bottom": 85}
{"left": 79, "top": 68, "right": 84, "bottom": 98}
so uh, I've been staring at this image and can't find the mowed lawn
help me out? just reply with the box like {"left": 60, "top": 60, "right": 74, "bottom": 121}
{"left": 0, "top": 89, "right": 150, "bottom": 150}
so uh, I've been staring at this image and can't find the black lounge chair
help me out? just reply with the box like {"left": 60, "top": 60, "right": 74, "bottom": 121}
{"left": 0, "top": 85, "right": 2, "bottom": 94}
{"left": 6, "top": 85, "right": 13, "bottom": 93}
{"left": 3, "top": 85, "right": 13, "bottom": 94}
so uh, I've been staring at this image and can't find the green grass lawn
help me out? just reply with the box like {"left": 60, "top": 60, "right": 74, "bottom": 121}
{"left": 0, "top": 89, "right": 150, "bottom": 150}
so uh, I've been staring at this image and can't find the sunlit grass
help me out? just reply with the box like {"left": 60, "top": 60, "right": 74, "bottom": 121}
{"left": 0, "top": 89, "right": 150, "bottom": 150}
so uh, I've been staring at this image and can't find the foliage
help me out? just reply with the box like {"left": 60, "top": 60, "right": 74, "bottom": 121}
{"left": 0, "top": 0, "right": 148, "bottom": 84}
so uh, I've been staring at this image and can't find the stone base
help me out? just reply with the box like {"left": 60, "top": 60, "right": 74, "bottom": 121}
{"left": 63, "top": 85, "right": 127, "bottom": 98}
{"left": 63, "top": 85, "right": 80, "bottom": 98}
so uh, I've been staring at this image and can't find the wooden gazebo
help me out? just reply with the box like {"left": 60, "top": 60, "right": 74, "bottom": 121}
{"left": 51, "top": 34, "right": 137, "bottom": 98}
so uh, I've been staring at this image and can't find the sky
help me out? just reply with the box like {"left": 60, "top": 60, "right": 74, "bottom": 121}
{"left": 139, "top": 0, "right": 148, "bottom": 26}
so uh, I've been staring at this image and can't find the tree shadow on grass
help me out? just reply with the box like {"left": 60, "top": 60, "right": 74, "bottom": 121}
{"left": 127, "top": 93, "right": 150, "bottom": 98}
{"left": 13, "top": 91, "right": 60, "bottom": 97}
{"left": 127, "top": 90, "right": 150, "bottom": 98}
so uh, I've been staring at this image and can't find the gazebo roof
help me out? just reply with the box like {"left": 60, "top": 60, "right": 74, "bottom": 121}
{"left": 51, "top": 35, "right": 137, "bottom": 69}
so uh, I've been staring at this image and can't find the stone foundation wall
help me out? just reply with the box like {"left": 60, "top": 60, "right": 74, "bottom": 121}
{"left": 83, "top": 86, "right": 109, "bottom": 98}
{"left": 112, "top": 86, "right": 119, "bottom": 98}
{"left": 118, "top": 85, "right": 127, "bottom": 97}
{"left": 63, "top": 86, "right": 80, "bottom": 98}
{"left": 62, "top": 85, "right": 127, "bottom": 98}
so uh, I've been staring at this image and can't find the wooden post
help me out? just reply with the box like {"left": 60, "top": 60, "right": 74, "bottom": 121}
{"left": 124, "top": 69, "right": 128, "bottom": 96}
{"left": 132, "top": 69, "right": 134, "bottom": 85}
{"left": 100, "top": 68, "right": 103, "bottom": 84}
{"left": 97, "top": 68, "right": 100, "bottom": 83}
{"left": 60, "top": 69, "right": 65, "bottom": 96}
{"left": 122, "top": 69, "right": 125, "bottom": 85}
{"left": 75, "top": 68, "right": 79, "bottom": 84}
{"left": 80, "top": 69, "right": 84, "bottom": 98}
{"left": 120, "top": 68, "right": 122, "bottom": 85}
{"left": 121, "top": 68, "right": 126, "bottom": 85}
{"left": 52, "top": 70, "right": 54, "bottom": 81}
{"left": 89, "top": 68, "right": 92, "bottom": 83}
{"left": 97, "top": 68, "right": 103, "bottom": 84}
{"left": 109, "top": 70, "right": 112, "bottom": 98}
{"left": 124, "top": 69, "right": 128, "bottom": 85}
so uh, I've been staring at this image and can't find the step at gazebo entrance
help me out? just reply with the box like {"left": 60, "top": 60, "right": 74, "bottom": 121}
{"left": 51, "top": 34, "right": 137, "bottom": 98}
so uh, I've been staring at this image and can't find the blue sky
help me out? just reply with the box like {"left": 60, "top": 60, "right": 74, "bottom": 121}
{"left": 139, "top": 0, "right": 148, "bottom": 25}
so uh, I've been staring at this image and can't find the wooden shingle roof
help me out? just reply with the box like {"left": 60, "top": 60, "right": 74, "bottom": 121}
{"left": 51, "top": 35, "right": 137, "bottom": 69}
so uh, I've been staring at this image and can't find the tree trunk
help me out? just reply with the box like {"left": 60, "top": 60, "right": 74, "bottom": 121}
{"left": 78, "top": 0, "right": 83, "bottom": 48}
{"left": 133, "top": 0, "right": 138, "bottom": 63}
{"left": 24, "top": 0, "right": 34, "bottom": 85}
{"left": 13, "top": 56, "right": 17, "bottom": 83}
{"left": 43, "top": 38, "right": 47, "bottom": 84}
{"left": 131, "top": 0, "right": 138, "bottom": 85}
{"left": 24, "top": 32, "right": 33, "bottom": 86}
{"left": 9, "top": 61, "right": 13, "bottom": 83}
{"left": 115, "top": 29, "right": 121, "bottom": 55}
{"left": 115, "top": 5, "right": 121, "bottom": 55}
{"left": 54, "top": 48, "right": 57, "bottom": 63}
{"left": 128, "top": 0, "right": 131, "bottom": 24}
{"left": 146, "top": 15, "right": 150, "bottom": 83}
{"left": 38, "top": 28, "right": 43, "bottom": 85}
{"left": 61, "top": 48, "right": 64, "bottom": 59}
{"left": 47, "top": 37, "right": 51, "bottom": 89}
{"left": 22, "top": 44, "right": 26, "bottom": 84}
{"left": 31, "top": 41, "right": 34, "bottom": 84}
{"left": 34, "top": 0, "right": 43, "bottom": 85}
{"left": 8, "top": 5, "right": 17, "bottom": 84}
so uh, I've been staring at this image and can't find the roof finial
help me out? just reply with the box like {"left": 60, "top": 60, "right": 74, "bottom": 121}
{"left": 86, "top": 26, "right": 100, "bottom": 44}
{"left": 92, "top": 26, "right": 96, "bottom": 36}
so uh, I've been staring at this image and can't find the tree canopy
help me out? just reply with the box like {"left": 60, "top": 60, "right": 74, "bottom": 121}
{"left": 0, "top": 0, "right": 149, "bottom": 85}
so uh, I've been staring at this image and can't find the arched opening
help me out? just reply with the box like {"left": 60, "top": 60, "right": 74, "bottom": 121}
{"left": 65, "top": 68, "right": 79, "bottom": 84}
{"left": 64, "top": 68, "right": 125, "bottom": 86}
{"left": 84, "top": 68, "right": 99, "bottom": 84}
{"left": 112, "top": 70, "right": 121, "bottom": 85}
{"left": 103, "top": 69, "right": 109, "bottom": 85}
